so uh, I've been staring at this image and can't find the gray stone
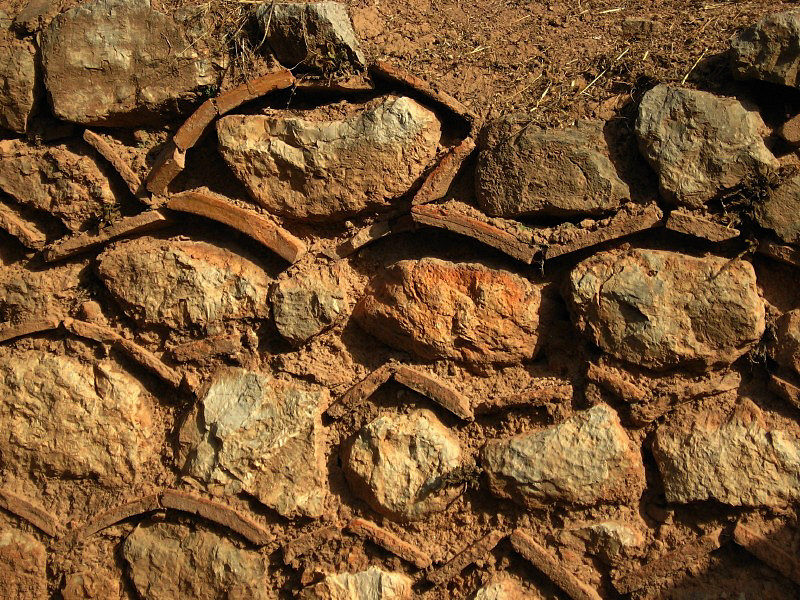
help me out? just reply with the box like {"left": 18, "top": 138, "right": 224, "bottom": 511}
{"left": 343, "top": 409, "right": 463, "bottom": 521}
{"left": 271, "top": 273, "right": 345, "bottom": 346}
{"left": 482, "top": 404, "right": 644, "bottom": 508}
{"left": 300, "top": 566, "right": 412, "bottom": 599}
{"left": 731, "top": 10, "right": 800, "bottom": 87}
{"left": 41, "top": 0, "right": 221, "bottom": 126}
{"left": 122, "top": 522, "right": 268, "bottom": 600}
{"left": 216, "top": 95, "right": 442, "bottom": 221}
{"left": 257, "top": 2, "right": 366, "bottom": 74}
{"left": 636, "top": 85, "right": 778, "bottom": 207}
{"left": 0, "top": 31, "right": 39, "bottom": 133}
{"left": 566, "top": 247, "right": 766, "bottom": 371}
{"left": 0, "top": 530, "right": 47, "bottom": 600}
{"left": 183, "top": 368, "right": 328, "bottom": 518}
{"left": 756, "top": 173, "right": 800, "bottom": 244}
{"left": 475, "top": 119, "right": 629, "bottom": 217}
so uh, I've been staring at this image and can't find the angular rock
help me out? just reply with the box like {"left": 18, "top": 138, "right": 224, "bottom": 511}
{"left": 0, "top": 261, "right": 84, "bottom": 323}
{"left": 183, "top": 368, "right": 328, "bottom": 518}
{"left": 482, "top": 404, "right": 644, "bottom": 507}
{"left": 62, "top": 571, "right": 119, "bottom": 600}
{"left": 216, "top": 95, "right": 442, "bottom": 221}
{"left": 731, "top": 10, "right": 800, "bottom": 87}
{"left": 0, "top": 31, "right": 39, "bottom": 133}
{"left": 0, "top": 530, "right": 47, "bottom": 600}
{"left": 271, "top": 272, "right": 346, "bottom": 346}
{"left": 96, "top": 237, "right": 270, "bottom": 329}
{"left": 652, "top": 398, "right": 800, "bottom": 506}
{"left": 14, "top": 0, "right": 61, "bottom": 33}
{"left": 756, "top": 173, "right": 800, "bottom": 245}
{"left": 353, "top": 258, "right": 546, "bottom": 366}
{"left": 473, "top": 579, "right": 537, "bottom": 600}
{"left": 256, "top": 2, "right": 366, "bottom": 74}
{"left": 566, "top": 248, "right": 766, "bottom": 371}
{"left": 0, "top": 139, "right": 116, "bottom": 232}
{"left": 773, "top": 309, "right": 800, "bottom": 377}
{"left": 41, "top": 0, "right": 221, "bottom": 126}
{"left": 475, "top": 119, "right": 629, "bottom": 217}
{"left": 636, "top": 85, "right": 778, "bottom": 207}
{"left": 343, "top": 409, "right": 462, "bottom": 521}
{"left": 122, "top": 522, "right": 268, "bottom": 600}
{"left": 568, "top": 521, "right": 643, "bottom": 563}
{"left": 0, "top": 350, "right": 157, "bottom": 486}
{"left": 301, "top": 566, "right": 412, "bottom": 599}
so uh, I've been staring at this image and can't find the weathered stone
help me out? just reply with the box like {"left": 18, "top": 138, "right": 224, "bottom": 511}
{"left": 731, "top": 10, "right": 800, "bottom": 87}
{"left": 568, "top": 521, "right": 643, "bottom": 563}
{"left": 0, "top": 350, "right": 157, "bottom": 486}
{"left": 353, "top": 258, "right": 546, "bottom": 366}
{"left": 0, "top": 139, "right": 115, "bottom": 232}
{"left": 652, "top": 398, "right": 800, "bottom": 506}
{"left": 0, "top": 30, "right": 39, "bottom": 133}
{"left": 96, "top": 237, "right": 270, "bottom": 329}
{"left": 62, "top": 571, "right": 120, "bottom": 600}
{"left": 216, "top": 95, "right": 442, "bottom": 221}
{"left": 473, "top": 579, "right": 537, "bottom": 600}
{"left": 773, "top": 309, "right": 800, "bottom": 377}
{"left": 566, "top": 248, "right": 766, "bottom": 371}
{"left": 122, "top": 522, "right": 268, "bottom": 600}
{"left": 256, "top": 2, "right": 366, "bottom": 74}
{"left": 271, "top": 273, "right": 345, "bottom": 346}
{"left": 41, "top": 0, "right": 221, "bottom": 126}
{"left": 343, "top": 409, "right": 462, "bottom": 521}
{"left": 14, "top": 0, "right": 61, "bottom": 33}
{"left": 0, "top": 261, "right": 84, "bottom": 323}
{"left": 636, "top": 85, "right": 778, "bottom": 207}
{"left": 482, "top": 404, "right": 644, "bottom": 507}
{"left": 301, "top": 566, "right": 412, "bottom": 599}
{"left": 0, "top": 530, "right": 47, "bottom": 600}
{"left": 183, "top": 368, "right": 328, "bottom": 518}
{"left": 476, "top": 119, "right": 629, "bottom": 217}
{"left": 756, "top": 173, "right": 800, "bottom": 245}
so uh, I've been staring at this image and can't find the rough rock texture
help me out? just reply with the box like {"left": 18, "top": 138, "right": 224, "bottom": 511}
{"left": 756, "top": 173, "right": 800, "bottom": 244}
{"left": 731, "top": 9, "right": 800, "bottom": 87}
{"left": 122, "top": 522, "right": 268, "bottom": 600}
{"left": 636, "top": 85, "right": 778, "bottom": 206}
{"left": 773, "top": 309, "right": 800, "bottom": 376}
{"left": 41, "top": 0, "right": 221, "bottom": 126}
{"left": 182, "top": 368, "right": 328, "bottom": 518}
{"left": 0, "top": 262, "right": 84, "bottom": 323}
{"left": 473, "top": 579, "right": 537, "bottom": 600}
{"left": 257, "top": 2, "right": 366, "bottom": 73}
{"left": 566, "top": 248, "right": 766, "bottom": 371}
{"left": 300, "top": 566, "right": 412, "bottom": 599}
{"left": 0, "top": 30, "right": 39, "bottom": 133}
{"left": 343, "top": 409, "right": 463, "bottom": 521}
{"left": 0, "top": 139, "right": 115, "bottom": 232}
{"left": 0, "top": 530, "right": 47, "bottom": 600}
{"left": 96, "top": 238, "right": 270, "bottom": 329}
{"left": 61, "top": 571, "right": 120, "bottom": 600}
{"left": 482, "top": 404, "right": 644, "bottom": 508}
{"left": 354, "top": 258, "right": 546, "bottom": 366}
{"left": 567, "top": 521, "right": 643, "bottom": 563}
{"left": 216, "top": 95, "right": 442, "bottom": 220}
{"left": 475, "top": 119, "right": 629, "bottom": 217}
{"left": 271, "top": 272, "right": 346, "bottom": 346}
{"left": 652, "top": 398, "right": 800, "bottom": 506}
{"left": 0, "top": 350, "right": 157, "bottom": 486}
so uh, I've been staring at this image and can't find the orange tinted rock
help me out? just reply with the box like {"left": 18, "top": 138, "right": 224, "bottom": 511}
{"left": 0, "top": 530, "right": 47, "bottom": 600}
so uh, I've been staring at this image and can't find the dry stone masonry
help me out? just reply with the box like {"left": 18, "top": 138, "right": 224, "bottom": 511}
{"left": 0, "top": 1, "right": 800, "bottom": 598}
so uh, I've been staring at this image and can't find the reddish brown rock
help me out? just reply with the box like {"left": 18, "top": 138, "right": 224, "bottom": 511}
{"left": 0, "top": 261, "right": 84, "bottom": 323}
{"left": 665, "top": 207, "right": 740, "bottom": 242}
{"left": 347, "top": 518, "right": 432, "bottom": 568}
{"left": 773, "top": 309, "right": 800, "bottom": 377}
{"left": 62, "top": 571, "right": 120, "bottom": 600}
{"left": 82, "top": 129, "right": 142, "bottom": 195}
{"left": 145, "top": 142, "right": 185, "bottom": 195}
{"left": 0, "top": 30, "right": 39, "bottom": 133}
{"left": 427, "top": 530, "right": 505, "bottom": 586}
{"left": 0, "top": 530, "right": 47, "bottom": 600}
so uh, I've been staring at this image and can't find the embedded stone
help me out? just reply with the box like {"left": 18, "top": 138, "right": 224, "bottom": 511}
{"left": 0, "top": 31, "right": 39, "bottom": 133}
{"left": 473, "top": 579, "right": 538, "bottom": 600}
{"left": 0, "top": 261, "right": 84, "bottom": 323}
{"left": 731, "top": 10, "right": 800, "bottom": 87}
{"left": 0, "top": 530, "right": 47, "bottom": 600}
{"left": 756, "top": 173, "right": 800, "bottom": 245}
{"left": 271, "top": 273, "right": 346, "bottom": 346}
{"left": 773, "top": 309, "right": 800, "bottom": 377}
{"left": 301, "top": 566, "right": 412, "bottom": 599}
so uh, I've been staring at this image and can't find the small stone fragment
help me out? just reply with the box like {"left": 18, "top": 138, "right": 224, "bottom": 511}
{"left": 216, "top": 95, "right": 442, "bottom": 221}
{"left": 145, "top": 142, "right": 185, "bottom": 195}
{"left": 300, "top": 566, "right": 412, "bottom": 599}
{"left": 773, "top": 309, "right": 800, "bottom": 377}
{"left": 636, "top": 85, "right": 778, "bottom": 207}
{"left": 482, "top": 404, "right": 644, "bottom": 508}
{"left": 476, "top": 119, "right": 629, "bottom": 217}
{"left": 0, "top": 30, "right": 39, "bottom": 133}
{"left": 343, "top": 409, "right": 463, "bottom": 521}
{"left": 568, "top": 521, "right": 643, "bottom": 563}
{"left": 566, "top": 247, "right": 766, "bottom": 370}
{"left": 0, "top": 262, "right": 84, "bottom": 323}
{"left": 756, "top": 173, "right": 800, "bottom": 245}
{"left": 731, "top": 10, "right": 800, "bottom": 87}
{"left": 473, "top": 579, "right": 538, "bottom": 600}
{"left": 62, "top": 571, "right": 120, "bottom": 600}
{"left": 346, "top": 518, "right": 432, "bottom": 568}
{"left": 780, "top": 113, "right": 800, "bottom": 145}
{"left": 14, "top": 0, "right": 61, "bottom": 33}
{"left": 665, "top": 208, "right": 740, "bottom": 242}
{"left": 0, "top": 530, "right": 47, "bottom": 600}
{"left": 122, "top": 522, "right": 268, "bottom": 600}
{"left": 428, "top": 530, "right": 505, "bottom": 586}
{"left": 271, "top": 272, "right": 345, "bottom": 346}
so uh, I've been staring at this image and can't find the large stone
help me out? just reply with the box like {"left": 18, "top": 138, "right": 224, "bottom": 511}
{"left": 0, "top": 31, "right": 39, "bottom": 133}
{"left": 566, "top": 248, "right": 766, "bottom": 371}
{"left": 256, "top": 2, "right": 366, "bottom": 74}
{"left": 300, "top": 566, "right": 412, "bottom": 599}
{"left": 0, "top": 530, "right": 47, "bottom": 600}
{"left": 731, "top": 10, "right": 800, "bottom": 87}
{"left": 271, "top": 272, "right": 346, "bottom": 346}
{"left": 636, "top": 85, "right": 778, "bottom": 207}
{"left": 475, "top": 119, "right": 629, "bottom": 217}
{"left": 0, "top": 350, "right": 157, "bottom": 486}
{"left": 182, "top": 368, "right": 328, "bottom": 518}
{"left": 122, "top": 522, "right": 268, "bottom": 600}
{"left": 481, "top": 404, "right": 644, "bottom": 508}
{"left": 216, "top": 95, "right": 442, "bottom": 221}
{"left": 652, "top": 398, "right": 800, "bottom": 507}
{"left": 0, "top": 261, "right": 84, "bottom": 323}
{"left": 96, "top": 237, "right": 270, "bottom": 329}
{"left": 40, "top": 0, "right": 221, "bottom": 126}
{"left": 353, "top": 258, "right": 546, "bottom": 366}
{"left": 343, "top": 409, "right": 463, "bottom": 521}
{"left": 773, "top": 309, "right": 800, "bottom": 377}
{"left": 0, "top": 139, "right": 115, "bottom": 232}
{"left": 756, "top": 173, "right": 800, "bottom": 245}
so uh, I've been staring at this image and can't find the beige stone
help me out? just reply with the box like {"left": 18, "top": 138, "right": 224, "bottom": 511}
{"left": 0, "top": 31, "right": 39, "bottom": 133}
{"left": 0, "top": 261, "right": 84, "bottom": 323}
{"left": 301, "top": 566, "right": 412, "bottom": 599}
{"left": 773, "top": 309, "right": 800, "bottom": 377}
{"left": 0, "top": 530, "right": 47, "bottom": 600}
{"left": 473, "top": 579, "right": 540, "bottom": 599}
{"left": 271, "top": 272, "right": 346, "bottom": 346}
